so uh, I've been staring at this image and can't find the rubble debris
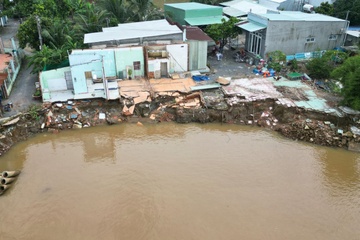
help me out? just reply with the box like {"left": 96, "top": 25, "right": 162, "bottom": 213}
{"left": 99, "top": 113, "right": 106, "bottom": 120}
{"left": 2, "top": 117, "right": 20, "bottom": 126}
{"left": 216, "top": 76, "right": 231, "bottom": 86}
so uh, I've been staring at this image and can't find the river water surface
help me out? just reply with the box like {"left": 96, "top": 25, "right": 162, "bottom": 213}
{"left": 0, "top": 123, "right": 359, "bottom": 240}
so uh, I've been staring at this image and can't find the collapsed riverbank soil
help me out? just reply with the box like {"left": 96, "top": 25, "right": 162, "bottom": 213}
{"left": 1, "top": 93, "right": 360, "bottom": 156}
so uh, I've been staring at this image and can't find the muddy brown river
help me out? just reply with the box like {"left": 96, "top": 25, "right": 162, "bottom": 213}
{"left": 0, "top": 123, "right": 359, "bottom": 240}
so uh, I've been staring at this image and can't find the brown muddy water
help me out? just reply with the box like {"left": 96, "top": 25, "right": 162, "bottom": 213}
{"left": 0, "top": 123, "right": 359, "bottom": 240}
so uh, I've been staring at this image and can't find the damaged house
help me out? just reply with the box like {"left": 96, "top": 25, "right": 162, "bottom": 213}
{"left": 39, "top": 19, "right": 206, "bottom": 103}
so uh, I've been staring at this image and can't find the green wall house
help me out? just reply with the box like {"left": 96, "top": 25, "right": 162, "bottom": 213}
{"left": 164, "top": 2, "right": 226, "bottom": 26}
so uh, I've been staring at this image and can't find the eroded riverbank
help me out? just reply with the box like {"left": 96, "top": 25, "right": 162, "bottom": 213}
{"left": 1, "top": 89, "right": 360, "bottom": 157}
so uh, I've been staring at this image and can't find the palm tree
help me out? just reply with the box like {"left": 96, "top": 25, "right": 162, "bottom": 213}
{"left": 28, "top": 45, "right": 66, "bottom": 73}
{"left": 128, "top": 0, "right": 163, "bottom": 22}
{"left": 97, "top": 0, "right": 131, "bottom": 23}
{"left": 74, "top": 3, "right": 111, "bottom": 33}
{"left": 41, "top": 18, "right": 74, "bottom": 49}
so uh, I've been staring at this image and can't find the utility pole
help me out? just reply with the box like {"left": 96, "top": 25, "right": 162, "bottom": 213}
{"left": 35, "top": 15, "right": 43, "bottom": 50}
{"left": 342, "top": 10, "right": 350, "bottom": 47}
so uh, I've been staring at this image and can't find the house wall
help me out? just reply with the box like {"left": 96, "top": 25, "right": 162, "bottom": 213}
{"left": 40, "top": 67, "right": 69, "bottom": 91}
{"left": 71, "top": 49, "right": 117, "bottom": 77}
{"left": 166, "top": 43, "right": 188, "bottom": 73}
{"left": 345, "top": 35, "right": 360, "bottom": 46}
{"left": 185, "top": 8, "right": 223, "bottom": 19}
{"left": 114, "top": 46, "right": 144, "bottom": 79}
{"left": 39, "top": 67, "right": 71, "bottom": 102}
{"left": 164, "top": 6, "right": 186, "bottom": 25}
{"left": 165, "top": 5, "right": 223, "bottom": 26}
{"left": 90, "top": 33, "right": 184, "bottom": 48}
{"left": 264, "top": 20, "right": 346, "bottom": 56}
{"left": 188, "top": 40, "right": 208, "bottom": 71}
{"left": 148, "top": 58, "right": 170, "bottom": 78}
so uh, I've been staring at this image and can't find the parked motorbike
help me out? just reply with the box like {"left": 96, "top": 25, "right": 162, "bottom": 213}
{"left": 233, "top": 51, "right": 247, "bottom": 63}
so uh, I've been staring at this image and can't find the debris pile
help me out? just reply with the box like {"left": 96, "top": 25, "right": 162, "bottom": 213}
{"left": 275, "top": 119, "right": 360, "bottom": 150}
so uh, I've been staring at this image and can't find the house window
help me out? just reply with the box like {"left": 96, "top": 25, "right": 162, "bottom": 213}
{"left": 133, "top": 61, "right": 140, "bottom": 70}
{"left": 248, "top": 32, "right": 262, "bottom": 55}
{"left": 306, "top": 37, "right": 315, "bottom": 43}
{"left": 329, "top": 34, "right": 337, "bottom": 40}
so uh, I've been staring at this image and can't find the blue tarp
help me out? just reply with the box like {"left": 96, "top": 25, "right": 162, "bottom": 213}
{"left": 192, "top": 75, "right": 210, "bottom": 81}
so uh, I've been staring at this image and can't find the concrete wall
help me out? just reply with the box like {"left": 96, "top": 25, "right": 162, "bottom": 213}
{"left": 264, "top": 20, "right": 346, "bottom": 56}
{"left": 71, "top": 49, "right": 117, "bottom": 77}
{"left": 164, "top": 6, "right": 186, "bottom": 25}
{"left": 90, "top": 33, "right": 184, "bottom": 48}
{"left": 69, "top": 53, "right": 102, "bottom": 94}
{"left": 188, "top": 40, "right": 208, "bottom": 71}
{"left": 40, "top": 67, "right": 69, "bottom": 91}
{"left": 166, "top": 43, "right": 188, "bottom": 73}
{"left": 114, "top": 46, "right": 144, "bottom": 79}
{"left": 186, "top": 8, "right": 223, "bottom": 19}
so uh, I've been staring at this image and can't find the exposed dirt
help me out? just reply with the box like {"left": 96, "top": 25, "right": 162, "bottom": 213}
{"left": 1, "top": 94, "right": 359, "bottom": 157}
{"left": 276, "top": 86, "right": 309, "bottom": 101}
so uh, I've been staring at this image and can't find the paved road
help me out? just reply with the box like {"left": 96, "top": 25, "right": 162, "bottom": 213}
{"left": 1, "top": 18, "right": 40, "bottom": 117}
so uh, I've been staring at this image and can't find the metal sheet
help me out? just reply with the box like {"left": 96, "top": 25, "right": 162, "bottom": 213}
{"left": 238, "top": 22, "right": 266, "bottom": 32}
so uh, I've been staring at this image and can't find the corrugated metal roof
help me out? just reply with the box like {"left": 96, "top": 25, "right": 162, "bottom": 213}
{"left": 185, "top": 16, "right": 228, "bottom": 26}
{"left": 184, "top": 26, "right": 214, "bottom": 41}
{"left": 84, "top": 19, "right": 182, "bottom": 44}
{"left": 100, "top": 19, "right": 172, "bottom": 31}
{"left": 191, "top": 83, "right": 221, "bottom": 91}
{"left": 220, "top": 0, "right": 247, "bottom": 7}
{"left": 221, "top": 0, "right": 270, "bottom": 15}
{"left": 223, "top": 6, "right": 247, "bottom": 17}
{"left": 165, "top": 2, "right": 222, "bottom": 10}
{"left": 347, "top": 30, "right": 360, "bottom": 38}
{"left": 237, "top": 21, "right": 266, "bottom": 32}
{"left": 259, "top": 11, "right": 346, "bottom": 22}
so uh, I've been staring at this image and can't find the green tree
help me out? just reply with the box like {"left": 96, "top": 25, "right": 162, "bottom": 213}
{"left": 97, "top": 0, "right": 131, "bottom": 23}
{"left": 314, "top": 2, "right": 334, "bottom": 16}
{"left": 306, "top": 50, "right": 348, "bottom": 79}
{"left": 27, "top": 45, "right": 68, "bottom": 73}
{"left": 266, "top": 50, "right": 286, "bottom": 72}
{"left": 41, "top": 18, "right": 75, "bottom": 49}
{"left": 17, "top": 15, "right": 49, "bottom": 50}
{"left": 128, "top": 0, "right": 163, "bottom": 22}
{"left": 331, "top": 55, "right": 360, "bottom": 109}
{"left": 66, "top": 0, "right": 92, "bottom": 18}
{"left": 205, "top": 17, "right": 241, "bottom": 51}
{"left": 306, "top": 57, "right": 331, "bottom": 79}
{"left": 333, "top": 0, "right": 360, "bottom": 26}
{"left": 74, "top": 4, "right": 111, "bottom": 34}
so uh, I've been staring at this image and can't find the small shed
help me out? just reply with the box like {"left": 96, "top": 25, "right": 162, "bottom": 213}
{"left": 345, "top": 30, "right": 360, "bottom": 46}
{"left": 183, "top": 26, "right": 214, "bottom": 71}
{"left": 164, "top": 2, "right": 226, "bottom": 26}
